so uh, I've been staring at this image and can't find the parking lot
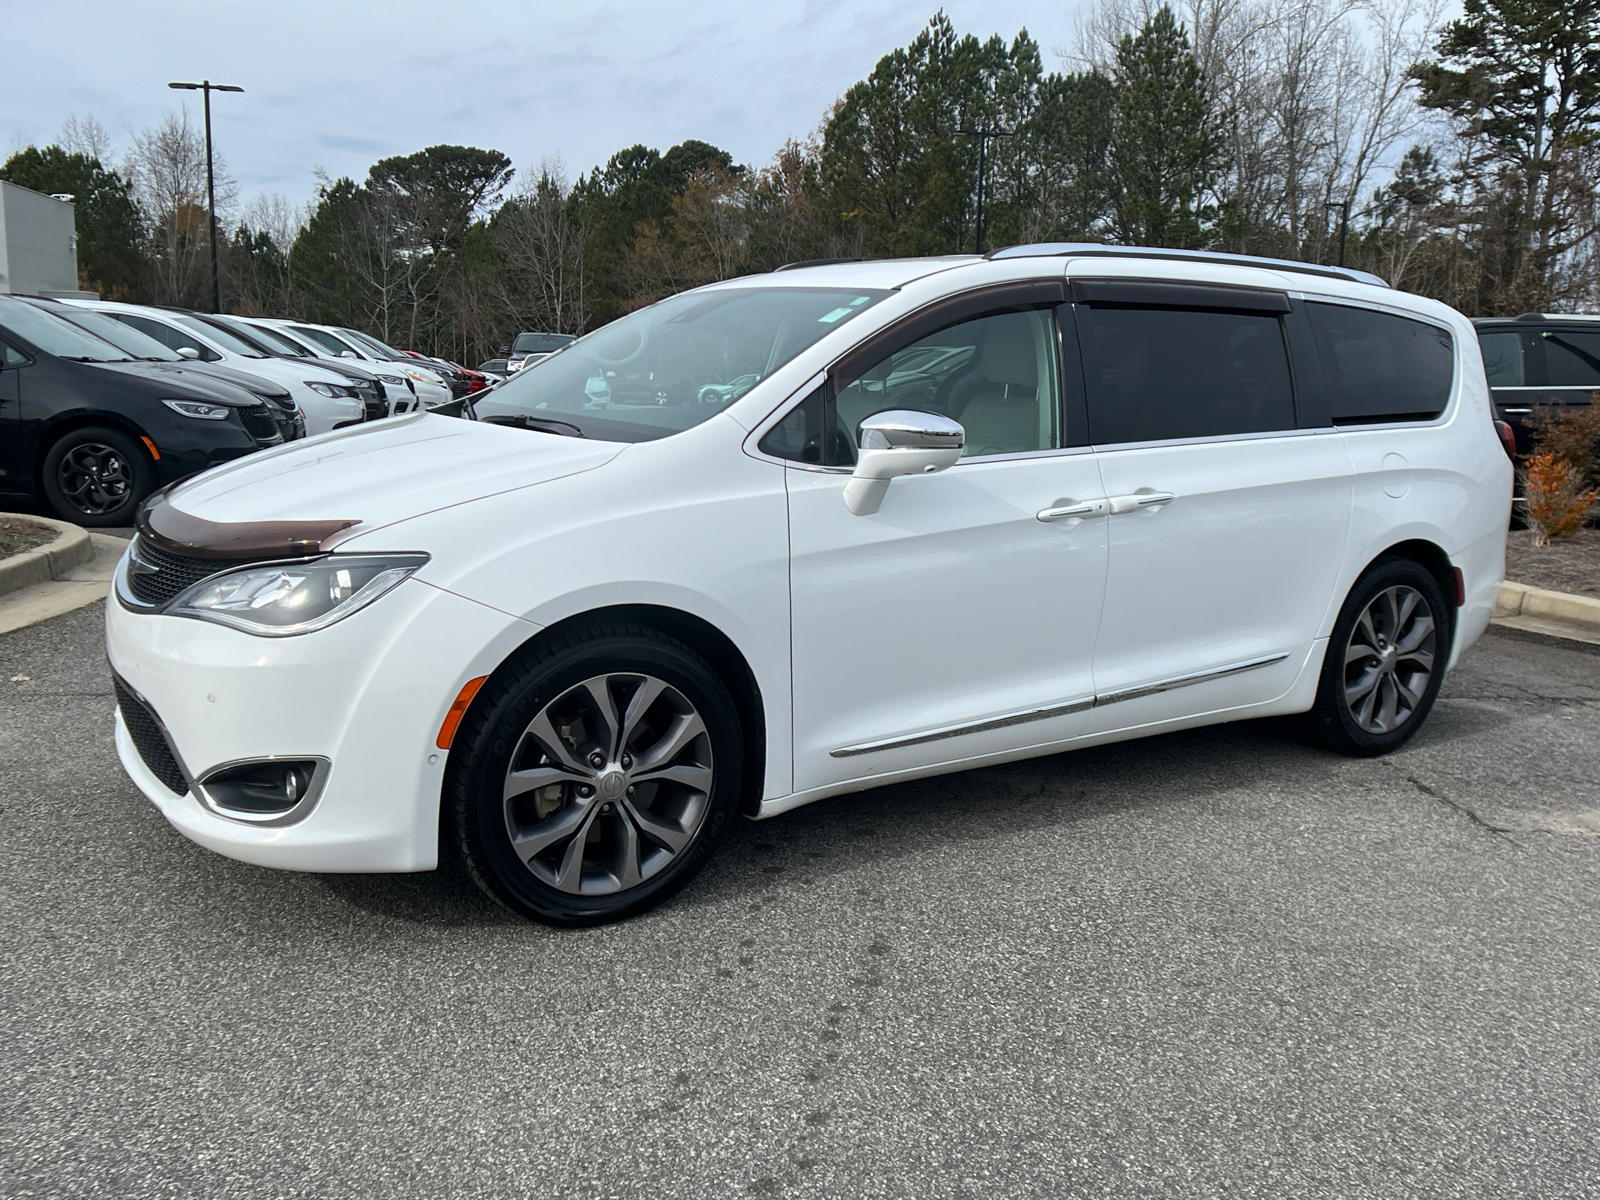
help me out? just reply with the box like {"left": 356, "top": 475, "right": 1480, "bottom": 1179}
{"left": 0, "top": 605, "right": 1594, "bottom": 1198}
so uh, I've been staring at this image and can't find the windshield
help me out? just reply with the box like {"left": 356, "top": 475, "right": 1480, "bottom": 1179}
{"left": 226, "top": 319, "right": 312, "bottom": 357}
{"left": 342, "top": 329, "right": 407, "bottom": 360}
{"left": 513, "top": 332, "right": 578, "bottom": 355}
{"left": 39, "top": 304, "right": 180, "bottom": 360}
{"left": 172, "top": 315, "right": 266, "bottom": 358}
{"left": 293, "top": 325, "right": 364, "bottom": 357}
{"left": 483, "top": 286, "right": 890, "bottom": 441}
{"left": 0, "top": 298, "right": 135, "bottom": 361}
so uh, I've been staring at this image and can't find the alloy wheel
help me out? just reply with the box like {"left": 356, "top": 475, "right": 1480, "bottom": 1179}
{"left": 1342, "top": 584, "right": 1436, "bottom": 735}
{"left": 57, "top": 442, "right": 133, "bottom": 516}
{"left": 502, "top": 673, "right": 714, "bottom": 895}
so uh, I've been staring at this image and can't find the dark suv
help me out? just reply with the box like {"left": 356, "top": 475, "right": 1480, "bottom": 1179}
{"left": 1474, "top": 314, "right": 1600, "bottom": 456}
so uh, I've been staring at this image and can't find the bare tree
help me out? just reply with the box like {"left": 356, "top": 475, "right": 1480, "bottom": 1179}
{"left": 125, "top": 110, "right": 238, "bottom": 307}
{"left": 493, "top": 159, "right": 588, "bottom": 335}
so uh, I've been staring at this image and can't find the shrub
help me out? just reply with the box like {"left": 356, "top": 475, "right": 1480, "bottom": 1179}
{"left": 1528, "top": 399, "right": 1600, "bottom": 491}
{"left": 1523, "top": 453, "right": 1599, "bottom": 546}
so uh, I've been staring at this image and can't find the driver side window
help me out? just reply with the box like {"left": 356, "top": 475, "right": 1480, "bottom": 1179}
{"left": 835, "top": 308, "right": 1062, "bottom": 459}
{"left": 115, "top": 314, "right": 220, "bottom": 362}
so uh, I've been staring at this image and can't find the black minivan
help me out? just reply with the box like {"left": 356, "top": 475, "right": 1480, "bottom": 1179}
{"left": 0, "top": 296, "right": 293, "bottom": 525}
{"left": 1474, "top": 314, "right": 1600, "bottom": 456}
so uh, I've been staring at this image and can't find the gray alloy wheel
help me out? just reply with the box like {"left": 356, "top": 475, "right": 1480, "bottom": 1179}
{"left": 57, "top": 440, "right": 135, "bottom": 516}
{"left": 502, "top": 673, "right": 713, "bottom": 896}
{"left": 1342, "top": 584, "right": 1436, "bottom": 735}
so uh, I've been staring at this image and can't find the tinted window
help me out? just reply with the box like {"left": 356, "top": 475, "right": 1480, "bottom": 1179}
{"left": 48, "top": 305, "right": 180, "bottom": 360}
{"left": 0, "top": 298, "right": 134, "bottom": 361}
{"left": 226, "top": 320, "right": 311, "bottom": 357}
{"left": 1540, "top": 329, "right": 1600, "bottom": 387}
{"left": 1081, "top": 307, "right": 1295, "bottom": 443}
{"left": 173, "top": 315, "right": 266, "bottom": 357}
{"left": 1477, "top": 330, "right": 1524, "bottom": 386}
{"left": 1307, "top": 302, "right": 1453, "bottom": 423}
{"left": 513, "top": 332, "right": 578, "bottom": 355}
{"left": 292, "top": 326, "right": 363, "bottom": 356}
{"left": 3, "top": 342, "right": 27, "bottom": 367}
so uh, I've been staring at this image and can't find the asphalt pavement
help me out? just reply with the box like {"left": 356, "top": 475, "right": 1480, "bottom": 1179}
{"left": 2, "top": 606, "right": 1598, "bottom": 1199}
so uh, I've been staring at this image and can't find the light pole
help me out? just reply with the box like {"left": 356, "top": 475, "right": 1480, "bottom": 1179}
{"left": 1325, "top": 199, "right": 1351, "bottom": 268}
{"left": 168, "top": 80, "right": 244, "bottom": 313}
{"left": 959, "top": 127, "right": 1013, "bottom": 255}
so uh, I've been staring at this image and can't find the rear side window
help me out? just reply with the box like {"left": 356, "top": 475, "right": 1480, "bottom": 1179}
{"left": 1307, "top": 302, "right": 1453, "bottom": 423}
{"left": 1539, "top": 329, "right": 1600, "bottom": 387}
{"left": 1477, "top": 330, "right": 1524, "bottom": 386}
{"left": 1079, "top": 307, "right": 1296, "bottom": 444}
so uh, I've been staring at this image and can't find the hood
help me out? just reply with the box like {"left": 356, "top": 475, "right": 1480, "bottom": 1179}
{"left": 175, "top": 360, "right": 294, "bottom": 401}
{"left": 92, "top": 361, "right": 262, "bottom": 407}
{"left": 163, "top": 409, "right": 625, "bottom": 537}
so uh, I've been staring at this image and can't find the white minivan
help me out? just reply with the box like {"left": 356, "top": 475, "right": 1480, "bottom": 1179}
{"left": 105, "top": 247, "right": 1512, "bottom": 926}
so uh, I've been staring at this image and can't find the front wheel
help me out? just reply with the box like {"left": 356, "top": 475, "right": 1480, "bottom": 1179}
{"left": 1307, "top": 558, "right": 1451, "bottom": 756}
{"left": 40, "top": 426, "right": 155, "bottom": 526}
{"left": 446, "top": 622, "right": 743, "bottom": 926}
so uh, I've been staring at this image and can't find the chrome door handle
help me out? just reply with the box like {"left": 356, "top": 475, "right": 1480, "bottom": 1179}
{"left": 1036, "top": 499, "right": 1109, "bottom": 522}
{"left": 1107, "top": 491, "right": 1176, "bottom": 514}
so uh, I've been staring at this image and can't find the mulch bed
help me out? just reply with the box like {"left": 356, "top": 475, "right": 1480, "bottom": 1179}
{"left": 1505, "top": 528, "right": 1600, "bottom": 597}
{"left": 0, "top": 516, "right": 56, "bottom": 561}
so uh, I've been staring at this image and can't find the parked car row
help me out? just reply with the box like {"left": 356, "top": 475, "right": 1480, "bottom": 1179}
{"left": 0, "top": 295, "right": 482, "bottom": 525}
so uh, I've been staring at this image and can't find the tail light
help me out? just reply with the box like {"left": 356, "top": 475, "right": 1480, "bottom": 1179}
{"left": 1494, "top": 419, "right": 1516, "bottom": 460}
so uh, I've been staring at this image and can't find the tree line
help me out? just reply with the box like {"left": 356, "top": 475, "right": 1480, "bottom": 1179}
{"left": 4, "top": 0, "right": 1596, "bottom": 365}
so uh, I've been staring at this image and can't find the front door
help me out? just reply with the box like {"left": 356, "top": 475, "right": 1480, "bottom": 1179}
{"left": 1070, "top": 287, "right": 1353, "bottom": 735}
{"left": 782, "top": 302, "right": 1109, "bottom": 795}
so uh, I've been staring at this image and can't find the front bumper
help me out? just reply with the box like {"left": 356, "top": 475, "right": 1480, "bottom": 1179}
{"left": 106, "top": 566, "right": 537, "bottom": 872}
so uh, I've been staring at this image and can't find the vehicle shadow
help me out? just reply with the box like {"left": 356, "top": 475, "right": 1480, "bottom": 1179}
{"left": 312, "top": 713, "right": 1344, "bottom": 930}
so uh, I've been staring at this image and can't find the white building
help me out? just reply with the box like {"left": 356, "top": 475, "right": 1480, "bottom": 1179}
{"left": 0, "top": 180, "right": 98, "bottom": 299}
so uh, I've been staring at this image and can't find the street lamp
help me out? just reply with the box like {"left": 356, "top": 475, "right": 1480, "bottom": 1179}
{"left": 168, "top": 80, "right": 244, "bottom": 314}
{"left": 958, "top": 127, "right": 1014, "bottom": 255}
{"left": 1325, "top": 199, "right": 1351, "bottom": 269}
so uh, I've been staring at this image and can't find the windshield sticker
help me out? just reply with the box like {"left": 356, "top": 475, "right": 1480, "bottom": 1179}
{"left": 817, "top": 307, "right": 854, "bottom": 324}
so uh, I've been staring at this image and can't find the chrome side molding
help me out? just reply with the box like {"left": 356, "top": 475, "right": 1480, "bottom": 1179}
{"left": 829, "top": 653, "right": 1289, "bottom": 758}
{"left": 1092, "top": 653, "right": 1288, "bottom": 707}
{"left": 830, "top": 695, "right": 1095, "bottom": 757}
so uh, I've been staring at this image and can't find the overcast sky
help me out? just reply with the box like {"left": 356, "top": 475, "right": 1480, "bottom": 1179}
{"left": 5, "top": 0, "right": 1091, "bottom": 208}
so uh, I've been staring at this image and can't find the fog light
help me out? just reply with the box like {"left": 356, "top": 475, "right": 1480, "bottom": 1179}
{"left": 196, "top": 757, "right": 329, "bottom": 824}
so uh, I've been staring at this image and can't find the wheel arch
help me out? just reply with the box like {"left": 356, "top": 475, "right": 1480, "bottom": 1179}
{"left": 1358, "top": 536, "right": 1460, "bottom": 649}
{"left": 32, "top": 411, "right": 159, "bottom": 490}
{"left": 472, "top": 603, "right": 768, "bottom": 818}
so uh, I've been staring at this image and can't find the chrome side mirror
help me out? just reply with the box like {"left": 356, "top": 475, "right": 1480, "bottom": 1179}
{"left": 176, "top": 346, "right": 200, "bottom": 360}
{"left": 843, "top": 409, "right": 964, "bottom": 515}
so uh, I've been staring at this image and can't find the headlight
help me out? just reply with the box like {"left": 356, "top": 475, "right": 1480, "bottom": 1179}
{"left": 168, "top": 553, "right": 430, "bottom": 636}
{"left": 375, "top": 373, "right": 406, "bottom": 385}
{"left": 163, "top": 399, "right": 231, "bottom": 420}
{"left": 305, "top": 381, "right": 357, "bottom": 398}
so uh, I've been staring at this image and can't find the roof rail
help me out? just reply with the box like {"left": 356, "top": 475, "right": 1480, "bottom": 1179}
{"left": 987, "top": 242, "right": 1390, "bottom": 289}
{"left": 774, "top": 257, "right": 863, "bottom": 272}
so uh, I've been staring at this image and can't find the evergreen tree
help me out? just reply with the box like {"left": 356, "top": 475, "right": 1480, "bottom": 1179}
{"left": 0, "top": 145, "right": 143, "bottom": 298}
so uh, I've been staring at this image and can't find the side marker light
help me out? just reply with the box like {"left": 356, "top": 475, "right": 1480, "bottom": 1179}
{"left": 436, "top": 675, "right": 488, "bottom": 749}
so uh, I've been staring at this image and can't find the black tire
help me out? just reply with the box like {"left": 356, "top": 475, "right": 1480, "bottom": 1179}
{"left": 1307, "top": 556, "right": 1452, "bottom": 757}
{"left": 446, "top": 621, "right": 743, "bottom": 926}
{"left": 40, "top": 426, "right": 155, "bottom": 527}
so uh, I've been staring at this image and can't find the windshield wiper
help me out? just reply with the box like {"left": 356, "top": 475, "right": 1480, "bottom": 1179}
{"left": 484, "top": 414, "right": 586, "bottom": 438}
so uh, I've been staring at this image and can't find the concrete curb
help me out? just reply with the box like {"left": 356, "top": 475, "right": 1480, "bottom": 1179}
{"left": 1494, "top": 580, "right": 1600, "bottom": 648}
{"left": 0, "top": 514, "right": 94, "bottom": 597}
{"left": 0, "top": 530, "right": 128, "bottom": 637}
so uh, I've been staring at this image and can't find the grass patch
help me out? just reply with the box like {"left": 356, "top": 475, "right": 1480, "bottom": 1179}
{"left": 0, "top": 517, "right": 56, "bottom": 560}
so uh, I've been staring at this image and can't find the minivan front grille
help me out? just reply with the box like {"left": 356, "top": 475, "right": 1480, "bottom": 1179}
{"left": 113, "top": 676, "right": 188, "bottom": 795}
{"left": 238, "top": 404, "right": 285, "bottom": 445}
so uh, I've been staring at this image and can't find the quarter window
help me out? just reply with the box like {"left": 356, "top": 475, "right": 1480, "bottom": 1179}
{"left": 1307, "top": 302, "right": 1453, "bottom": 423}
{"left": 1477, "top": 330, "right": 1524, "bottom": 387}
{"left": 1540, "top": 329, "right": 1600, "bottom": 387}
{"left": 1079, "top": 306, "right": 1296, "bottom": 444}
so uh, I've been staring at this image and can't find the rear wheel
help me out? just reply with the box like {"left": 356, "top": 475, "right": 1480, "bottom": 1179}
{"left": 447, "top": 622, "right": 743, "bottom": 926}
{"left": 1307, "top": 558, "right": 1450, "bottom": 756}
{"left": 40, "top": 426, "right": 154, "bottom": 526}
